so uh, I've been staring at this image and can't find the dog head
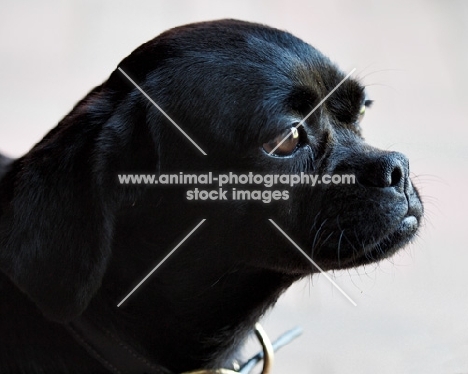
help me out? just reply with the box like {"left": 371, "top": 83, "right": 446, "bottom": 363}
{"left": 110, "top": 19, "right": 423, "bottom": 273}
{"left": 0, "top": 19, "right": 423, "bottom": 323}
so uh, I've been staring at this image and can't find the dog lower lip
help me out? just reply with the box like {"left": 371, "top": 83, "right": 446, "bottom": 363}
{"left": 401, "top": 216, "right": 418, "bottom": 232}
{"left": 379, "top": 215, "right": 419, "bottom": 246}
{"left": 363, "top": 215, "right": 419, "bottom": 257}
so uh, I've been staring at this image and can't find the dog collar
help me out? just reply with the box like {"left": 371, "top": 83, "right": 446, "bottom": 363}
{"left": 67, "top": 316, "right": 170, "bottom": 374}
{"left": 67, "top": 316, "right": 300, "bottom": 374}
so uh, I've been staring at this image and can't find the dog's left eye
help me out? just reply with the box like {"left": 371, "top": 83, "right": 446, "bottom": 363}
{"left": 263, "top": 127, "right": 300, "bottom": 156}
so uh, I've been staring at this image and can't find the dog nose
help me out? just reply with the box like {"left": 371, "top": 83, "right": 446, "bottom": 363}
{"left": 357, "top": 152, "right": 408, "bottom": 189}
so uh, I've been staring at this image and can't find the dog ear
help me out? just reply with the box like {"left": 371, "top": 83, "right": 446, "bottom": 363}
{"left": 0, "top": 79, "right": 159, "bottom": 322}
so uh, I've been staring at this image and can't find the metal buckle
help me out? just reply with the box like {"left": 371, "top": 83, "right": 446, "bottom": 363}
{"left": 182, "top": 323, "right": 274, "bottom": 374}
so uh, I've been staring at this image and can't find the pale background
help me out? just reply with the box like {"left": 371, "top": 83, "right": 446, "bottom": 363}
{"left": 0, "top": 1, "right": 467, "bottom": 373}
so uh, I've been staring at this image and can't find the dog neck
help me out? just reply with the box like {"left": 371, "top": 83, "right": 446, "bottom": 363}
{"left": 86, "top": 260, "right": 296, "bottom": 372}
{"left": 76, "top": 202, "right": 300, "bottom": 372}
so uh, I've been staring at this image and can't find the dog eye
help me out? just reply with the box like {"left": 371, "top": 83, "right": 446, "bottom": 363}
{"left": 355, "top": 99, "right": 373, "bottom": 125}
{"left": 356, "top": 104, "right": 366, "bottom": 123}
{"left": 263, "top": 127, "right": 300, "bottom": 156}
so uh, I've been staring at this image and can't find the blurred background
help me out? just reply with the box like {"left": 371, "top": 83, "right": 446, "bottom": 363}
{"left": 0, "top": 1, "right": 467, "bottom": 373}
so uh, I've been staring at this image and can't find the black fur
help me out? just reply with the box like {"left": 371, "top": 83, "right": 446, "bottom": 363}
{"left": 0, "top": 19, "right": 423, "bottom": 373}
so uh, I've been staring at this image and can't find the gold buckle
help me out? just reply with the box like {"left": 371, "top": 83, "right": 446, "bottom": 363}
{"left": 182, "top": 323, "right": 274, "bottom": 374}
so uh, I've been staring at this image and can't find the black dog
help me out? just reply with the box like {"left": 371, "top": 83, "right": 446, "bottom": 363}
{"left": 0, "top": 19, "right": 423, "bottom": 373}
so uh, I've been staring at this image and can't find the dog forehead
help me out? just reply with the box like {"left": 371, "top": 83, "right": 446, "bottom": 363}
{"left": 121, "top": 19, "right": 342, "bottom": 104}
{"left": 161, "top": 20, "right": 328, "bottom": 75}
{"left": 122, "top": 20, "right": 362, "bottom": 149}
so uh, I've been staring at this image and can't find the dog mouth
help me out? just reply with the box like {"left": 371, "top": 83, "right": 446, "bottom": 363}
{"left": 311, "top": 213, "right": 421, "bottom": 272}
{"left": 351, "top": 214, "right": 420, "bottom": 267}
